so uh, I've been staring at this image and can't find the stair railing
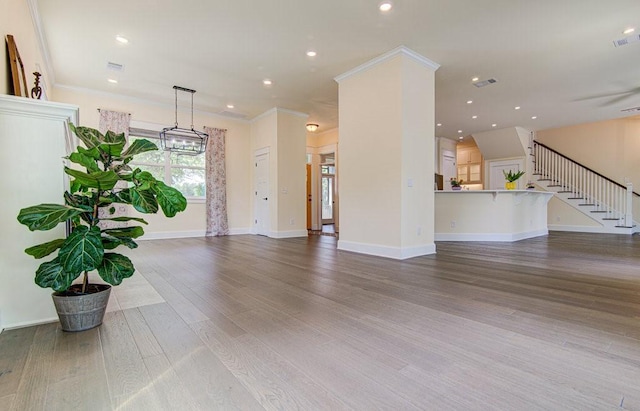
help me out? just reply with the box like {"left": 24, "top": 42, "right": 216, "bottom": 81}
{"left": 533, "top": 140, "right": 636, "bottom": 227}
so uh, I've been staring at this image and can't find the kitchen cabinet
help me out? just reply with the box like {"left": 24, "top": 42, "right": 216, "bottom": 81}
{"left": 456, "top": 146, "right": 483, "bottom": 184}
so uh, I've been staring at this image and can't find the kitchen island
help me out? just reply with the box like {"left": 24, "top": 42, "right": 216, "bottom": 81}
{"left": 435, "top": 190, "right": 554, "bottom": 241}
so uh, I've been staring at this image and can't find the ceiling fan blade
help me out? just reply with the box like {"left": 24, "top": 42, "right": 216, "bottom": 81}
{"left": 601, "top": 93, "right": 638, "bottom": 107}
{"left": 576, "top": 86, "right": 640, "bottom": 102}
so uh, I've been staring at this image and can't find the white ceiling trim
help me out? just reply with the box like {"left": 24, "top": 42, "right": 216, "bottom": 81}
{"left": 334, "top": 45, "right": 440, "bottom": 83}
{"left": 26, "top": 0, "right": 55, "bottom": 87}
{"left": 249, "top": 107, "right": 309, "bottom": 123}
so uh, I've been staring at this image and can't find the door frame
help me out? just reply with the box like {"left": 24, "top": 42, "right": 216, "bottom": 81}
{"left": 253, "top": 147, "right": 270, "bottom": 236}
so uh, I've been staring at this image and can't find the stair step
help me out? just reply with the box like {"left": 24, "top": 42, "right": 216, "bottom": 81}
{"left": 615, "top": 225, "right": 634, "bottom": 228}
{"left": 567, "top": 197, "right": 584, "bottom": 200}
{"left": 532, "top": 173, "right": 542, "bottom": 176}
{"left": 547, "top": 185, "right": 562, "bottom": 187}
{"left": 590, "top": 211, "right": 608, "bottom": 213}
{"left": 603, "top": 218, "right": 620, "bottom": 221}
{"left": 538, "top": 178, "right": 552, "bottom": 181}
{"left": 557, "top": 191, "right": 572, "bottom": 193}
{"left": 578, "top": 203, "right": 596, "bottom": 206}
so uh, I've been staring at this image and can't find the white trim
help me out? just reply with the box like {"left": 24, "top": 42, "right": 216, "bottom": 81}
{"left": 0, "top": 94, "right": 78, "bottom": 123}
{"left": 337, "top": 240, "right": 436, "bottom": 260}
{"left": 229, "top": 227, "right": 252, "bottom": 235}
{"left": 140, "top": 230, "right": 206, "bottom": 240}
{"left": 254, "top": 146, "right": 270, "bottom": 156}
{"left": 3, "top": 317, "right": 58, "bottom": 332}
{"left": 26, "top": 0, "right": 55, "bottom": 88}
{"left": 268, "top": 230, "right": 308, "bottom": 239}
{"left": 548, "top": 225, "right": 635, "bottom": 235}
{"left": 435, "top": 229, "right": 548, "bottom": 242}
{"left": 53, "top": 84, "right": 251, "bottom": 123}
{"left": 250, "top": 107, "right": 309, "bottom": 123}
{"left": 334, "top": 46, "right": 440, "bottom": 83}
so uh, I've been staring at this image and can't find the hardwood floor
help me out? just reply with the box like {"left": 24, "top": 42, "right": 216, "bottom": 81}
{"left": 1, "top": 232, "right": 639, "bottom": 410}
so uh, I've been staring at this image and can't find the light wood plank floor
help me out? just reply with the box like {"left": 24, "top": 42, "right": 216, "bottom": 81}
{"left": 1, "top": 232, "right": 640, "bottom": 410}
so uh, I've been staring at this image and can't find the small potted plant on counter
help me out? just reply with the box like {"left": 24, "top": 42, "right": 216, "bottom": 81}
{"left": 503, "top": 169, "right": 525, "bottom": 190}
{"left": 450, "top": 177, "right": 464, "bottom": 190}
{"left": 17, "top": 124, "right": 187, "bottom": 332}
{"left": 526, "top": 181, "right": 536, "bottom": 190}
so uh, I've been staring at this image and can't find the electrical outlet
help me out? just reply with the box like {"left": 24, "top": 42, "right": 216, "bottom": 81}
{"left": 450, "top": 221, "right": 456, "bottom": 229}
{"left": 417, "top": 226, "right": 421, "bottom": 235}
{"left": 289, "top": 218, "right": 295, "bottom": 225}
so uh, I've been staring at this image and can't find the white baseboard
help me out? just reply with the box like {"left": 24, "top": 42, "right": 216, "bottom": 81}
{"left": 140, "top": 230, "right": 206, "bottom": 240}
{"left": 337, "top": 240, "right": 436, "bottom": 260}
{"left": 269, "top": 229, "right": 308, "bottom": 239}
{"left": 435, "top": 229, "right": 548, "bottom": 242}
{"left": 548, "top": 224, "right": 635, "bottom": 234}
{"left": 3, "top": 316, "right": 59, "bottom": 331}
{"left": 229, "top": 227, "right": 252, "bottom": 235}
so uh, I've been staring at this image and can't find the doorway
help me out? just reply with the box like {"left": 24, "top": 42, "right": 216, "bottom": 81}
{"left": 254, "top": 151, "right": 270, "bottom": 236}
{"left": 320, "top": 153, "right": 336, "bottom": 230}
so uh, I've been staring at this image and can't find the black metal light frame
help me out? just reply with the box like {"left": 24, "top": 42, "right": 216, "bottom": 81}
{"left": 160, "top": 85, "right": 208, "bottom": 155}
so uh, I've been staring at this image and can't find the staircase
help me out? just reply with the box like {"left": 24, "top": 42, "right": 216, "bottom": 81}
{"left": 530, "top": 137, "right": 638, "bottom": 234}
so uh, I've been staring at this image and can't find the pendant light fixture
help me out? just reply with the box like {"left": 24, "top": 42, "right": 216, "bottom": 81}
{"left": 160, "top": 85, "right": 208, "bottom": 155}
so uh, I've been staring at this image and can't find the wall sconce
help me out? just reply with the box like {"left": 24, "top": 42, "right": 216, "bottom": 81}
{"left": 306, "top": 123, "right": 319, "bottom": 132}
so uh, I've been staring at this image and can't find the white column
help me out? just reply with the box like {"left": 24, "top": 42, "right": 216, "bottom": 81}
{"left": 335, "top": 47, "right": 439, "bottom": 259}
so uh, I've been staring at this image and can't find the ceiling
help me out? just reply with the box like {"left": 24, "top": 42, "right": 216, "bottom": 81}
{"left": 34, "top": 0, "right": 640, "bottom": 139}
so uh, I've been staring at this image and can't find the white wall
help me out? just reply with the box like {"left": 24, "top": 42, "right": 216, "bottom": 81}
{"left": 52, "top": 86, "right": 253, "bottom": 236}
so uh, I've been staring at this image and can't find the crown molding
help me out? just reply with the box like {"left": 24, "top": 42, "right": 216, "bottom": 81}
{"left": 334, "top": 45, "right": 440, "bottom": 83}
{"left": 26, "top": 0, "right": 55, "bottom": 87}
{"left": 250, "top": 107, "right": 309, "bottom": 123}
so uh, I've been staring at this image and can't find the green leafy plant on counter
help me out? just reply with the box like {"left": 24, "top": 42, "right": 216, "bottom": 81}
{"left": 503, "top": 169, "right": 526, "bottom": 182}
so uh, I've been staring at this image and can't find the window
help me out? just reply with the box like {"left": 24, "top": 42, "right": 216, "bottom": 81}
{"left": 128, "top": 128, "right": 206, "bottom": 199}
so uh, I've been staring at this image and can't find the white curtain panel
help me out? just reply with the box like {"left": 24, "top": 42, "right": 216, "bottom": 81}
{"left": 98, "top": 109, "right": 131, "bottom": 229}
{"left": 204, "top": 127, "right": 229, "bottom": 236}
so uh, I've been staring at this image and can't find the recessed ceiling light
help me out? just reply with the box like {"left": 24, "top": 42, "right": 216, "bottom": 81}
{"left": 437, "top": 123, "right": 442, "bottom": 127}
{"left": 514, "top": 106, "right": 521, "bottom": 110}
{"left": 227, "top": 104, "right": 234, "bottom": 109}
{"left": 458, "top": 130, "right": 463, "bottom": 133}
{"left": 623, "top": 27, "right": 635, "bottom": 35}
{"left": 471, "top": 77, "right": 479, "bottom": 82}
{"left": 379, "top": 2, "right": 393, "bottom": 12}
{"left": 458, "top": 136, "right": 464, "bottom": 140}
{"left": 472, "top": 115, "right": 478, "bottom": 119}
{"left": 115, "top": 35, "right": 128, "bottom": 44}
{"left": 107, "top": 78, "right": 118, "bottom": 84}
{"left": 492, "top": 123, "right": 497, "bottom": 127}
{"left": 306, "top": 50, "right": 317, "bottom": 57}
{"left": 466, "top": 100, "right": 473, "bottom": 104}
{"left": 263, "top": 79, "right": 272, "bottom": 86}
{"left": 531, "top": 116, "right": 537, "bottom": 119}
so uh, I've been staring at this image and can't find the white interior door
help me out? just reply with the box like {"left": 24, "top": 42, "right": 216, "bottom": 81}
{"left": 442, "top": 152, "right": 456, "bottom": 190}
{"left": 254, "top": 152, "right": 270, "bottom": 236}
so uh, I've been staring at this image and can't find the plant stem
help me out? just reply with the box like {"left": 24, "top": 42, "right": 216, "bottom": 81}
{"left": 82, "top": 271, "right": 88, "bottom": 293}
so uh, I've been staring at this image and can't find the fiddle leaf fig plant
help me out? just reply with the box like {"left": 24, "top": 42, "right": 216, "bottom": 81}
{"left": 17, "top": 124, "right": 187, "bottom": 293}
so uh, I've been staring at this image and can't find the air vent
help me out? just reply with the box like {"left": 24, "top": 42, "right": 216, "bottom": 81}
{"left": 613, "top": 34, "right": 640, "bottom": 47}
{"left": 473, "top": 78, "right": 497, "bottom": 88}
{"left": 621, "top": 106, "right": 640, "bottom": 113}
{"left": 107, "top": 62, "right": 124, "bottom": 71}
{"left": 218, "top": 110, "right": 247, "bottom": 119}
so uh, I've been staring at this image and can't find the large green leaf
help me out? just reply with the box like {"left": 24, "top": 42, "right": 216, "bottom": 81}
{"left": 68, "top": 152, "right": 100, "bottom": 173}
{"left": 58, "top": 226, "right": 104, "bottom": 275}
{"left": 122, "top": 139, "right": 158, "bottom": 158}
{"left": 77, "top": 146, "right": 101, "bottom": 160}
{"left": 25, "top": 238, "right": 66, "bottom": 259}
{"left": 35, "top": 257, "right": 78, "bottom": 292}
{"left": 101, "top": 216, "right": 148, "bottom": 225}
{"left": 103, "top": 226, "right": 145, "bottom": 239}
{"left": 17, "top": 204, "right": 85, "bottom": 231}
{"left": 97, "top": 253, "right": 135, "bottom": 285}
{"left": 131, "top": 187, "right": 159, "bottom": 214}
{"left": 99, "top": 130, "right": 126, "bottom": 157}
{"left": 153, "top": 181, "right": 187, "bottom": 217}
{"left": 71, "top": 124, "right": 103, "bottom": 149}
{"left": 65, "top": 167, "right": 119, "bottom": 191}
{"left": 102, "top": 235, "right": 138, "bottom": 250}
